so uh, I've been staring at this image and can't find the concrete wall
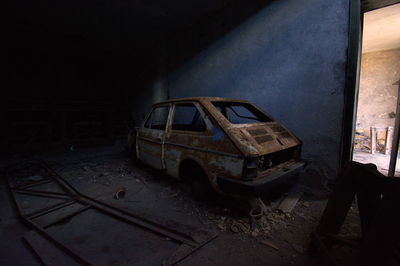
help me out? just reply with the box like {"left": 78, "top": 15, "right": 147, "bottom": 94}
{"left": 129, "top": 49, "right": 169, "bottom": 126}
{"left": 131, "top": 0, "right": 349, "bottom": 178}
{"left": 167, "top": 0, "right": 349, "bottom": 178}
{"left": 356, "top": 49, "right": 400, "bottom": 129}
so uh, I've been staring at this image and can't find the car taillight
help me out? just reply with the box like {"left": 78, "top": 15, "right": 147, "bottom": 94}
{"left": 243, "top": 157, "right": 258, "bottom": 180}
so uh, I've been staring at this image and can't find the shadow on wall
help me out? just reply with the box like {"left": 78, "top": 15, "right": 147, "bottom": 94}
{"left": 132, "top": 0, "right": 350, "bottom": 179}
{"left": 128, "top": 0, "right": 275, "bottom": 125}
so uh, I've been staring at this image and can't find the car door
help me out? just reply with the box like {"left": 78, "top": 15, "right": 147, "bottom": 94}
{"left": 164, "top": 102, "right": 212, "bottom": 177}
{"left": 136, "top": 105, "right": 170, "bottom": 169}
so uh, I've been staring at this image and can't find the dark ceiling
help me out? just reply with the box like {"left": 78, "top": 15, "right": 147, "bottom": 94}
{"left": 3, "top": 0, "right": 274, "bottom": 150}
{"left": 8, "top": 0, "right": 233, "bottom": 54}
{"left": 5, "top": 0, "right": 272, "bottom": 103}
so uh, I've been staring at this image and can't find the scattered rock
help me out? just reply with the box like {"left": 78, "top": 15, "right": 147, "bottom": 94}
{"left": 291, "top": 243, "right": 306, "bottom": 254}
{"left": 260, "top": 239, "right": 279, "bottom": 250}
{"left": 217, "top": 224, "right": 226, "bottom": 231}
{"left": 277, "top": 188, "right": 304, "bottom": 214}
{"left": 251, "top": 229, "right": 259, "bottom": 237}
{"left": 230, "top": 221, "right": 251, "bottom": 233}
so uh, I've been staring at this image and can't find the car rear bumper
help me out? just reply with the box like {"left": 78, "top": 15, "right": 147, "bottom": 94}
{"left": 216, "top": 161, "right": 306, "bottom": 195}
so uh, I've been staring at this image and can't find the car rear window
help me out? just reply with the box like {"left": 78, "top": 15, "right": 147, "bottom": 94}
{"left": 212, "top": 101, "right": 273, "bottom": 124}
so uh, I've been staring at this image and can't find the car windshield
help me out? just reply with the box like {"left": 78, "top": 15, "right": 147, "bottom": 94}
{"left": 212, "top": 101, "right": 273, "bottom": 124}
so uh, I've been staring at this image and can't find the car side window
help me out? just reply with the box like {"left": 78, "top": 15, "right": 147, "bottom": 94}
{"left": 144, "top": 106, "right": 169, "bottom": 130}
{"left": 172, "top": 103, "right": 206, "bottom": 132}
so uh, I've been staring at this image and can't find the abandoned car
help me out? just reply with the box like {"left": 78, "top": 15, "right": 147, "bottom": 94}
{"left": 128, "top": 97, "right": 305, "bottom": 197}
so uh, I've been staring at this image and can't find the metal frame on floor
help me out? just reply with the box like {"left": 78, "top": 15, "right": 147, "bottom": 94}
{"left": 6, "top": 159, "right": 217, "bottom": 265}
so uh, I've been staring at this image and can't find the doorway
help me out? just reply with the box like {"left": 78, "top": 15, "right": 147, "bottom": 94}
{"left": 352, "top": 3, "right": 400, "bottom": 175}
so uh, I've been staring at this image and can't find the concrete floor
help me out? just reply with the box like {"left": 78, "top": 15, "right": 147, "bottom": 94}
{"left": 0, "top": 145, "right": 361, "bottom": 265}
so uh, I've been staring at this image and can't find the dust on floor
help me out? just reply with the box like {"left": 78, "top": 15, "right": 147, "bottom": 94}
{"left": 0, "top": 145, "right": 362, "bottom": 266}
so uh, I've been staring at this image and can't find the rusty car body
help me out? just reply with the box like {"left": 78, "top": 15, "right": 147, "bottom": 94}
{"left": 129, "top": 97, "right": 305, "bottom": 196}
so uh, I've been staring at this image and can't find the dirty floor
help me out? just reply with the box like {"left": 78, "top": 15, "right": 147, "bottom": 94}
{"left": 0, "top": 145, "right": 362, "bottom": 266}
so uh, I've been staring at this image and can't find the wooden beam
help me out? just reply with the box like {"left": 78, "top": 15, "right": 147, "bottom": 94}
{"left": 370, "top": 127, "right": 376, "bottom": 154}
{"left": 384, "top": 127, "right": 393, "bottom": 155}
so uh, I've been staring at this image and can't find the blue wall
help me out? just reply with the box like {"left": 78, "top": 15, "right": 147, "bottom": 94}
{"left": 135, "top": 0, "right": 349, "bottom": 178}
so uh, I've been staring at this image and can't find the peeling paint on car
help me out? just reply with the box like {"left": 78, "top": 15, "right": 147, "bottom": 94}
{"left": 134, "top": 97, "right": 305, "bottom": 196}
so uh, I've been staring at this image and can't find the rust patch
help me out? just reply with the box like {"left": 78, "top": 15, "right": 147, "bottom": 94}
{"left": 247, "top": 128, "right": 268, "bottom": 136}
{"left": 278, "top": 132, "right": 292, "bottom": 139}
{"left": 269, "top": 124, "right": 285, "bottom": 133}
{"left": 254, "top": 135, "right": 274, "bottom": 144}
{"left": 136, "top": 97, "right": 303, "bottom": 196}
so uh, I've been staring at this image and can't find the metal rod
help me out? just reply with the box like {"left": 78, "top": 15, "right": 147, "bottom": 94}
{"left": 14, "top": 190, "right": 71, "bottom": 200}
{"left": 13, "top": 179, "right": 53, "bottom": 190}
{"left": 7, "top": 158, "right": 217, "bottom": 265}
{"left": 7, "top": 177, "right": 90, "bottom": 265}
{"left": 43, "top": 205, "right": 91, "bottom": 228}
{"left": 37, "top": 159, "right": 200, "bottom": 245}
{"left": 388, "top": 82, "right": 400, "bottom": 177}
{"left": 27, "top": 200, "right": 77, "bottom": 219}
{"left": 13, "top": 188, "right": 70, "bottom": 196}
{"left": 25, "top": 219, "right": 92, "bottom": 265}
{"left": 81, "top": 197, "right": 197, "bottom": 246}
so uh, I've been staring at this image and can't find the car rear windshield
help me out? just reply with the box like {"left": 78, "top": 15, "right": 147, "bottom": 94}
{"left": 212, "top": 101, "right": 273, "bottom": 124}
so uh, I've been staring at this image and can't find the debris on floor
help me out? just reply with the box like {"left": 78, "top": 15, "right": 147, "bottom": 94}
{"left": 6, "top": 159, "right": 218, "bottom": 265}
{"left": 260, "top": 239, "right": 279, "bottom": 250}
{"left": 0, "top": 146, "right": 362, "bottom": 265}
{"left": 113, "top": 186, "right": 127, "bottom": 199}
{"left": 277, "top": 187, "right": 304, "bottom": 214}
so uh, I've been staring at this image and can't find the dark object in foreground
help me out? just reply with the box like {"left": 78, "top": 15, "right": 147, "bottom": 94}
{"left": 310, "top": 161, "right": 400, "bottom": 266}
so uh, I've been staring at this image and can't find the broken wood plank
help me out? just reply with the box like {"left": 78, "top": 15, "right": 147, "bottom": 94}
{"left": 277, "top": 187, "right": 303, "bottom": 213}
{"left": 370, "top": 127, "right": 376, "bottom": 154}
{"left": 384, "top": 127, "right": 393, "bottom": 155}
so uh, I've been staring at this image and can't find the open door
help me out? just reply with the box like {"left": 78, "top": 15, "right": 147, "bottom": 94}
{"left": 345, "top": 1, "right": 400, "bottom": 176}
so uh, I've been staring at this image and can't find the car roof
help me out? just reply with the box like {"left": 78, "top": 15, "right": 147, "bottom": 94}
{"left": 152, "top": 97, "right": 251, "bottom": 106}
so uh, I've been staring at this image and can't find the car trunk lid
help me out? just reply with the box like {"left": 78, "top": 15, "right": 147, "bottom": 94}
{"left": 232, "top": 122, "right": 300, "bottom": 156}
